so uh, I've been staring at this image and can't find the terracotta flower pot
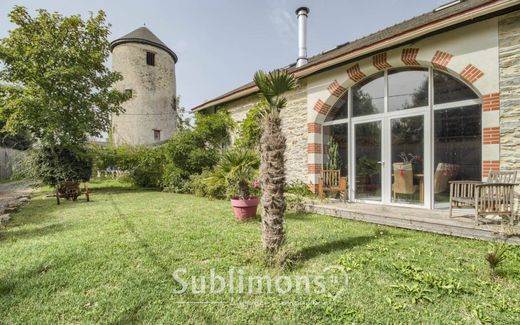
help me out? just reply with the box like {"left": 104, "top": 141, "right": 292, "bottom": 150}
{"left": 230, "top": 196, "right": 259, "bottom": 221}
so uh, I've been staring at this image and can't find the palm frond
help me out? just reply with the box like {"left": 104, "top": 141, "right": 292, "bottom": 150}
{"left": 254, "top": 69, "right": 296, "bottom": 110}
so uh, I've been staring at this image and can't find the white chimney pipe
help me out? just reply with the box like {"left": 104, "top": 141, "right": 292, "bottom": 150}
{"left": 295, "top": 7, "right": 310, "bottom": 67}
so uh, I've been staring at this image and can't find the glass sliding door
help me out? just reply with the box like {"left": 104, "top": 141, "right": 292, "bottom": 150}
{"left": 390, "top": 115, "right": 424, "bottom": 205}
{"left": 354, "top": 121, "right": 382, "bottom": 201}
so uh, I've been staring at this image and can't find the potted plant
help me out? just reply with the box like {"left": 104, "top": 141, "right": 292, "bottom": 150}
{"left": 205, "top": 148, "right": 260, "bottom": 221}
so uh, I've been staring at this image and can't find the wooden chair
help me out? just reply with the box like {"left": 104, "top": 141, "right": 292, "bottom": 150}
{"left": 487, "top": 170, "right": 517, "bottom": 184}
{"left": 392, "top": 163, "right": 415, "bottom": 200}
{"left": 449, "top": 181, "right": 516, "bottom": 225}
{"left": 319, "top": 170, "right": 347, "bottom": 201}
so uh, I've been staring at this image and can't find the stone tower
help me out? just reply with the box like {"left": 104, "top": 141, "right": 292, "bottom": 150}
{"left": 110, "top": 27, "right": 177, "bottom": 146}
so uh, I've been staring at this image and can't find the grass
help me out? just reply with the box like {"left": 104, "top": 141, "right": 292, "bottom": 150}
{"left": 1, "top": 179, "right": 520, "bottom": 324}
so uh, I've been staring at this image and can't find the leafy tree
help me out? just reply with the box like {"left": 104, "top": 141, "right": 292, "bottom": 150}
{"left": 253, "top": 69, "right": 296, "bottom": 254}
{"left": 0, "top": 6, "right": 128, "bottom": 147}
{"left": 0, "top": 119, "right": 31, "bottom": 150}
{"left": 235, "top": 99, "right": 266, "bottom": 151}
{"left": 194, "top": 109, "right": 235, "bottom": 150}
{"left": 175, "top": 95, "right": 192, "bottom": 131}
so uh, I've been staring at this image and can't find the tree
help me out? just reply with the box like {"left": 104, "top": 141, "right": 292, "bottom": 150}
{"left": 174, "top": 95, "right": 192, "bottom": 131}
{"left": 253, "top": 69, "right": 296, "bottom": 254}
{"left": 0, "top": 6, "right": 128, "bottom": 147}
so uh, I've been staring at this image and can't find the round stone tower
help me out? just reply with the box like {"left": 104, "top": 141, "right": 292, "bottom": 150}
{"left": 110, "top": 27, "right": 177, "bottom": 146}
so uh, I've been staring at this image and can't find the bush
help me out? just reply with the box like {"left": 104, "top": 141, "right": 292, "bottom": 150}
{"left": 32, "top": 145, "right": 93, "bottom": 186}
{"left": 162, "top": 111, "right": 234, "bottom": 192}
{"left": 90, "top": 145, "right": 164, "bottom": 188}
{"left": 190, "top": 170, "right": 226, "bottom": 199}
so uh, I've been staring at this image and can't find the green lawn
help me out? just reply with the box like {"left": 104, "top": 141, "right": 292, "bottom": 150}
{"left": 1, "top": 179, "right": 519, "bottom": 324}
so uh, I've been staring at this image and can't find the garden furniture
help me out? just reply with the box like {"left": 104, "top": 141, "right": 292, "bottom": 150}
{"left": 319, "top": 169, "right": 347, "bottom": 202}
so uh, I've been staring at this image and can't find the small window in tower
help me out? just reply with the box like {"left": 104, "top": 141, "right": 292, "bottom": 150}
{"left": 153, "top": 129, "right": 161, "bottom": 141}
{"left": 125, "top": 89, "right": 132, "bottom": 98}
{"left": 146, "top": 51, "right": 155, "bottom": 66}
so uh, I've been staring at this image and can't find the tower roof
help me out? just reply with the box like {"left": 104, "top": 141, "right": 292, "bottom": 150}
{"left": 110, "top": 26, "right": 178, "bottom": 63}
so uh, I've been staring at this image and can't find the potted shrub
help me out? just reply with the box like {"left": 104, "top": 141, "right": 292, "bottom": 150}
{"left": 205, "top": 148, "right": 260, "bottom": 221}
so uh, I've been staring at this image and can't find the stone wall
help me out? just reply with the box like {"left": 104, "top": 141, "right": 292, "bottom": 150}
{"left": 224, "top": 80, "right": 308, "bottom": 184}
{"left": 499, "top": 10, "right": 520, "bottom": 171}
{"left": 112, "top": 43, "right": 176, "bottom": 146}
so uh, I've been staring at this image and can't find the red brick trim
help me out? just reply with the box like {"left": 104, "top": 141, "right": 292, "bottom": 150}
{"left": 460, "top": 64, "right": 484, "bottom": 84}
{"left": 328, "top": 80, "right": 347, "bottom": 97}
{"left": 308, "top": 164, "right": 322, "bottom": 174}
{"left": 483, "top": 127, "right": 500, "bottom": 144}
{"left": 483, "top": 160, "right": 500, "bottom": 177}
{"left": 346, "top": 64, "right": 366, "bottom": 82}
{"left": 307, "top": 143, "right": 321, "bottom": 154}
{"left": 373, "top": 53, "right": 392, "bottom": 70}
{"left": 431, "top": 50, "right": 453, "bottom": 70}
{"left": 483, "top": 93, "right": 500, "bottom": 112}
{"left": 401, "top": 48, "right": 420, "bottom": 65}
{"left": 313, "top": 99, "right": 331, "bottom": 115}
{"left": 307, "top": 122, "right": 322, "bottom": 133}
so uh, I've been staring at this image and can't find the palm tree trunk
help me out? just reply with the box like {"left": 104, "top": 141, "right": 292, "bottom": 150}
{"left": 260, "top": 112, "right": 285, "bottom": 253}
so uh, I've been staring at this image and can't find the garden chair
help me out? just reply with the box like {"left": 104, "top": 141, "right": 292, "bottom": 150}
{"left": 319, "top": 169, "right": 347, "bottom": 202}
{"left": 449, "top": 170, "right": 518, "bottom": 225}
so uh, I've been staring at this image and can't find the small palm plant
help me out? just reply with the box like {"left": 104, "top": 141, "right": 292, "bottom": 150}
{"left": 205, "top": 148, "right": 259, "bottom": 200}
{"left": 253, "top": 69, "right": 296, "bottom": 254}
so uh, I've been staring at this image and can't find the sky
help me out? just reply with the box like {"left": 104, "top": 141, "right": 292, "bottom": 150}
{"left": 0, "top": 0, "right": 449, "bottom": 110}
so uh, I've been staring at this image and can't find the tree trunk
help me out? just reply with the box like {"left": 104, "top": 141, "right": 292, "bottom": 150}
{"left": 260, "top": 112, "right": 285, "bottom": 253}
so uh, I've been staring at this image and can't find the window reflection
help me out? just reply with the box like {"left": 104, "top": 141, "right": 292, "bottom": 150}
{"left": 434, "top": 70, "right": 478, "bottom": 104}
{"left": 352, "top": 72, "right": 384, "bottom": 117}
{"left": 434, "top": 105, "right": 481, "bottom": 204}
{"left": 388, "top": 69, "right": 429, "bottom": 111}
{"left": 325, "top": 91, "right": 348, "bottom": 122}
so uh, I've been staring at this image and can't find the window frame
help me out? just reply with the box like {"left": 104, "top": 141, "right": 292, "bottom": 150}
{"left": 321, "top": 67, "right": 482, "bottom": 209}
{"left": 146, "top": 51, "right": 156, "bottom": 66}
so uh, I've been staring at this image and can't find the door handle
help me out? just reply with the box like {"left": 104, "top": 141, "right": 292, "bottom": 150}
{"left": 377, "top": 161, "right": 385, "bottom": 165}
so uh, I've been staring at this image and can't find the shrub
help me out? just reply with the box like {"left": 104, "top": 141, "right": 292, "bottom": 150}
{"left": 90, "top": 145, "right": 164, "bottom": 188}
{"left": 32, "top": 145, "right": 93, "bottom": 186}
{"left": 234, "top": 101, "right": 265, "bottom": 150}
{"left": 190, "top": 170, "right": 226, "bottom": 199}
{"left": 204, "top": 148, "right": 260, "bottom": 199}
{"left": 285, "top": 180, "right": 314, "bottom": 197}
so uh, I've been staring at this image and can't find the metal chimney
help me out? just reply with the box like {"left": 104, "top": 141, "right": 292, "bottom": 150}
{"left": 295, "top": 7, "right": 310, "bottom": 67}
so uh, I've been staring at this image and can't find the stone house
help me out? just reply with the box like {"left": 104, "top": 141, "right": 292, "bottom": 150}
{"left": 192, "top": 0, "right": 520, "bottom": 210}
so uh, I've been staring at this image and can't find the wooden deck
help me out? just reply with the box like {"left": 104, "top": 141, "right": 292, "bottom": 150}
{"left": 305, "top": 201, "right": 520, "bottom": 244}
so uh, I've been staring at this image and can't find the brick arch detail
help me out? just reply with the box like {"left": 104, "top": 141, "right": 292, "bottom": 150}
{"left": 307, "top": 49, "right": 489, "bottom": 189}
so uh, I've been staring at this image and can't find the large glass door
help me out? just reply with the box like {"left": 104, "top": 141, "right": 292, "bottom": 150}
{"left": 353, "top": 120, "right": 382, "bottom": 201}
{"left": 390, "top": 115, "right": 425, "bottom": 205}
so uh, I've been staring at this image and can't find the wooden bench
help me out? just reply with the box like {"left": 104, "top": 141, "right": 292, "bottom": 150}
{"left": 449, "top": 170, "right": 517, "bottom": 225}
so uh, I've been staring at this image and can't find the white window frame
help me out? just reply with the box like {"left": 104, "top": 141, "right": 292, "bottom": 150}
{"left": 321, "top": 67, "right": 482, "bottom": 209}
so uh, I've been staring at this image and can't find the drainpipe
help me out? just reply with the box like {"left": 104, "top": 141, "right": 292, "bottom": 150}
{"left": 295, "top": 7, "right": 310, "bottom": 67}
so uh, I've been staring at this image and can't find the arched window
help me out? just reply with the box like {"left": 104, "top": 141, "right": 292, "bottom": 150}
{"left": 322, "top": 67, "right": 482, "bottom": 208}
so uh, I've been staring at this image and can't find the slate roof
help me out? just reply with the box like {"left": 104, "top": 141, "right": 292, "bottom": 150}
{"left": 111, "top": 26, "right": 178, "bottom": 63}
{"left": 193, "top": 0, "right": 519, "bottom": 111}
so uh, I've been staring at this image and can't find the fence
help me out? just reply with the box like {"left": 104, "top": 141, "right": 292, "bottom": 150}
{"left": 0, "top": 147, "right": 25, "bottom": 180}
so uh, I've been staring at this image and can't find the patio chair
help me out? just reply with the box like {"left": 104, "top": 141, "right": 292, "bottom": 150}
{"left": 449, "top": 180, "right": 516, "bottom": 225}
{"left": 487, "top": 170, "right": 517, "bottom": 184}
{"left": 392, "top": 163, "right": 415, "bottom": 200}
{"left": 319, "top": 169, "right": 347, "bottom": 202}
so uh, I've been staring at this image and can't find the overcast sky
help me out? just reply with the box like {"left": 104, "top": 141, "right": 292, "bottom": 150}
{"left": 1, "top": 0, "right": 448, "bottom": 109}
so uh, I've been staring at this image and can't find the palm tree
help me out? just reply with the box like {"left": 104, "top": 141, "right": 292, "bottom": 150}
{"left": 253, "top": 70, "right": 296, "bottom": 253}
